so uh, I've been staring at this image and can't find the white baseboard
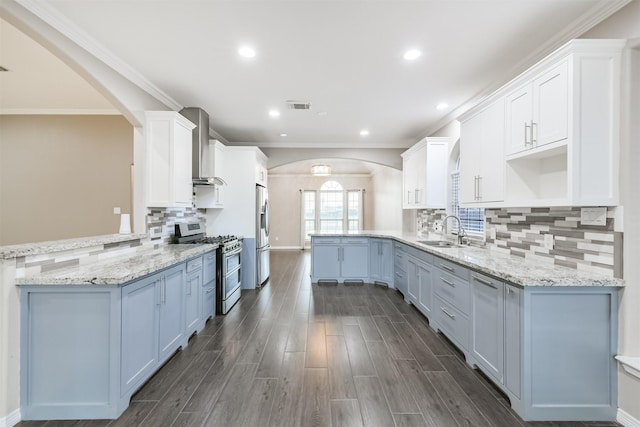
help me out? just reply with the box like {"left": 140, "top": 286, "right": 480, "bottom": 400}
{"left": 271, "top": 246, "right": 303, "bottom": 250}
{"left": 618, "top": 408, "right": 640, "bottom": 427}
{"left": 0, "top": 408, "right": 21, "bottom": 427}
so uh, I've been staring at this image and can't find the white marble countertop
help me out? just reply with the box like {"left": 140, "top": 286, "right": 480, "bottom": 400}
{"left": 0, "top": 233, "right": 148, "bottom": 260}
{"left": 311, "top": 230, "right": 624, "bottom": 287}
{"left": 15, "top": 244, "right": 217, "bottom": 286}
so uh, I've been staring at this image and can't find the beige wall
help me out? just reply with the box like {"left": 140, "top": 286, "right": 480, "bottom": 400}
{"left": 268, "top": 174, "right": 375, "bottom": 248}
{"left": 371, "top": 167, "right": 403, "bottom": 231}
{"left": 0, "top": 115, "right": 133, "bottom": 245}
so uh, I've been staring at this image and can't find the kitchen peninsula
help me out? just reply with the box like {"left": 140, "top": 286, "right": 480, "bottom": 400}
{"left": 311, "top": 231, "right": 623, "bottom": 421}
{"left": 2, "top": 234, "right": 217, "bottom": 421}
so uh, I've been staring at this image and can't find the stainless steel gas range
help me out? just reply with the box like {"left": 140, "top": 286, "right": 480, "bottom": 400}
{"left": 175, "top": 223, "right": 242, "bottom": 315}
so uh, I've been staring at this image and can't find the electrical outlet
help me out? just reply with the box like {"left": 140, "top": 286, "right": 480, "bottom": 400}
{"left": 113, "top": 207, "right": 121, "bottom": 214}
{"left": 433, "top": 220, "right": 443, "bottom": 232}
{"left": 544, "top": 234, "right": 554, "bottom": 250}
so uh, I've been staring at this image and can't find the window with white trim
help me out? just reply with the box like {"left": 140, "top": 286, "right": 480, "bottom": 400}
{"left": 451, "top": 159, "right": 484, "bottom": 234}
{"left": 302, "top": 181, "right": 364, "bottom": 244}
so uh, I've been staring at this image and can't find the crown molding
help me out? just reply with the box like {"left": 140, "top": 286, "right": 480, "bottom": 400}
{"left": 419, "top": 0, "right": 632, "bottom": 139}
{"left": 15, "top": 0, "right": 183, "bottom": 112}
{"left": 230, "top": 141, "right": 411, "bottom": 149}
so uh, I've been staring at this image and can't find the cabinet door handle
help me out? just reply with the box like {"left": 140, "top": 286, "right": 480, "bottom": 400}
{"left": 187, "top": 278, "right": 192, "bottom": 296}
{"left": 474, "top": 275, "right": 498, "bottom": 289}
{"left": 396, "top": 272, "right": 404, "bottom": 278}
{"left": 156, "top": 281, "right": 162, "bottom": 306}
{"left": 415, "top": 189, "right": 420, "bottom": 204}
{"left": 441, "top": 277, "right": 455, "bottom": 287}
{"left": 506, "top": 287, "right": 511, "bottom": 295}
{"left": 531, "top": 121, "right": 537, "bottom": 144}
{"left": 441, "top": 307, "right": 456, "bottom": 320}
{"left": 161, "top": 278, "right": 166, "bottom": 304}
{"left": 407, "top": 191, "right": 411, "bottom": 204}
{"left": 477, "top": 175, "right": 482, "bottom": 200}
{"left": 439, "top": 264, "right": 455, "bottom": 273}
{"left": 524, "top": 121, "right": 530, "bottom": 146}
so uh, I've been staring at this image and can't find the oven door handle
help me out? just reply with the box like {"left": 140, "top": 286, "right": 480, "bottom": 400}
{"left": 224, "top": 246, "right": 242, "bottom": 257}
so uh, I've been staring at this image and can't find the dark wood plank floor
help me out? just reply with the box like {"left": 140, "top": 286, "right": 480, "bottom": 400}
{"left": 17, "top": 250, "right": 622, "bottom": 427}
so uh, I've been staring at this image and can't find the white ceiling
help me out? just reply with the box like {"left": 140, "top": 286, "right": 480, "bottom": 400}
{"left": 0, "top": 0, "right": 630, "bottom": 148}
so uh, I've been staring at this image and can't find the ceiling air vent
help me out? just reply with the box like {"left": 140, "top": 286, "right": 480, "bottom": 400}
{"left": 286, "top": 100, "right": 311, "bottom": 110}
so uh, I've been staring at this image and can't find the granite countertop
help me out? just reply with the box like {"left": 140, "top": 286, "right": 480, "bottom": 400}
{"left": 0, "top": 233, "right": 148, "bottom": 260}
{"left": 311, "top": 230, "right": 624, "bottom": 287}
{"left": 15, "top": 244, "right": 217, "bottom": 286}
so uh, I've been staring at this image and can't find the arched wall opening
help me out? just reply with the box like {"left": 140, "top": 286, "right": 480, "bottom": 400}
{"left": 267, "top": 158, "right": 403, "bottom": 249}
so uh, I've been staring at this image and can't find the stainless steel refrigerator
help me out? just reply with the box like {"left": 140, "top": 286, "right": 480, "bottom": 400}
{"left": 256, "top": 184, "right": 270, "bottom": 286}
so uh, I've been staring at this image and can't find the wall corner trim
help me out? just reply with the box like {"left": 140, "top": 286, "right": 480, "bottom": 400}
{"left": 616, "top": 355, "right": 640, "bottom": 379}
{"left": 0, "top": 408, "right": 21, "bottom": 427}
{"left": 617, "top": 408, "right": 640, "bottom": 427}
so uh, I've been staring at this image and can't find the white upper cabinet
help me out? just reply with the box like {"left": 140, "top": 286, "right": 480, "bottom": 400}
{"left": 195, "top": 141, "right": 226, "bottom": 209}
{"left": 460, "top": 99, "right": 505, "bottom": 205}
{"left": 459, "top": 39, "right": 624, "bottom": 208}
{"left": 255, "top": 154, "right": 268, "bottom": 187}
{"left": 146, "top": 111, "right": 196, "bottom": 208}
{"left": 506, "top": 62, "right": 568, "bottom": 157}
{"left": 402, "top": 137, "right": 449, "bottom": 209}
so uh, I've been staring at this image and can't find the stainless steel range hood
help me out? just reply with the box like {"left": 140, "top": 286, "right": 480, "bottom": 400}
{"left": 179, "top": 107, "right": 226, "bottom": 186}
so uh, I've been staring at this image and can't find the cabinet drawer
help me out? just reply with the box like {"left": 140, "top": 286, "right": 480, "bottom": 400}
{"left": 435, "top": 296, "right": 469, "bottom": 350}
{"left": 341, "top": 237, "right": 369, "bottom": 245}
{"left": 407, "top": 245, "right": 434, "bottom": 264}
{"left": 394, "top": 250, "right": 406, "bottom": 270}
{"left": 434, "top": 271, "right": 470, "bottom": 315}
{"left": 434, "top": 257, "right": 469, "bottom": 281}
{"left": 313, "top": 237, "right": 341, "bottom": 245}
{"left": 187, "top": 256, "right": 203, "bottom": 273}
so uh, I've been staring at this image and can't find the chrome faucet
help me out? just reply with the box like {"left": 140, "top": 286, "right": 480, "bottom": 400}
{"left": 443, "top": 215, "right": 467, "bottom": 245}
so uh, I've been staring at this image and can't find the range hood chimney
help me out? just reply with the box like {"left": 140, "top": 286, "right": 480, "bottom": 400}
{"left": 179, "top": 107, "right": 226, "bottom": 186}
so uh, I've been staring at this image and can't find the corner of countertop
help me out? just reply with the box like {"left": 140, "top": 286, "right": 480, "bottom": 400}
{"left": 0, "top": 233, "right": 149, "bottom": 260}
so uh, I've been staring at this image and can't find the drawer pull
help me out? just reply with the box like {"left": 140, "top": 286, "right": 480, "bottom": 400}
{"left": 441, "top": 277, "right": 455, "bottom": 287}
{"left": 395, "top": 272, "right": 404, "bottom": 278}
{"left": 441, "top": 307, "right": 456, "bottom": 320}
{"left": 474, "top": 276, "right": 498, "bottom": 289}
{"left": 206, "top": 287, "right": 214, "bottom": 294}
{"left": 439, "top": 264, "right": 455, "bottom": 273}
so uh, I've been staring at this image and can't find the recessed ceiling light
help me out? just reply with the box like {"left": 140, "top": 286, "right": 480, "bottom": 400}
{"left": 269, "top": 110, "right": 280, "bottom": 118}
{"left": 280, "top": 133, "right": 288, "bottom": 137}
{"left": 238, "top": 47, "right": 256, "bottom": 58}
{"left": 436, "top": 103, "right": 449, "bottom": 110}
{"left": 360, "top": 130, "right": 369, "bottom": 136}
{"left": 403, "top": 49, "right": 421, "bottom": 61}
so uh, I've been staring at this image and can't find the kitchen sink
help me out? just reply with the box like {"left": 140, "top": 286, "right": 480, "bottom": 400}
{"left": 417, "top": 240, "right": 460, "bottom": 248}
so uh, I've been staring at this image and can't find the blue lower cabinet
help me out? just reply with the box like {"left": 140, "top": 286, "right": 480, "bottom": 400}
{"left": 121, "top": 275, "right": 160, "bottom": 396}
{"left": 20, "top": 259, "right": 197, "bottom": 420}
{"left": 158, "top": 264, "right": 186, "bottom": 363}
{"left": 20, "top": 287, "right": 121, "bottom": 420}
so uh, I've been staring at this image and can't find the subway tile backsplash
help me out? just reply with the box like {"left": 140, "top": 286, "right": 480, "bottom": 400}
{"left": 418, "top": 207, "right": 621, "bottom": 278}
{"left": 146, "top": 207, "right": 206, "bottom": 241}
{"left": 485, "top": 207, "right": 620, "bottom": 277}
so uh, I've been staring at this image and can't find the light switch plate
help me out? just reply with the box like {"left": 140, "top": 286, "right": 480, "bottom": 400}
{"left": 113, "top": 207, "right": 121, "bottom": 214}
{"left": 580, "top": 207, "right": 607, "bottom": 226}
